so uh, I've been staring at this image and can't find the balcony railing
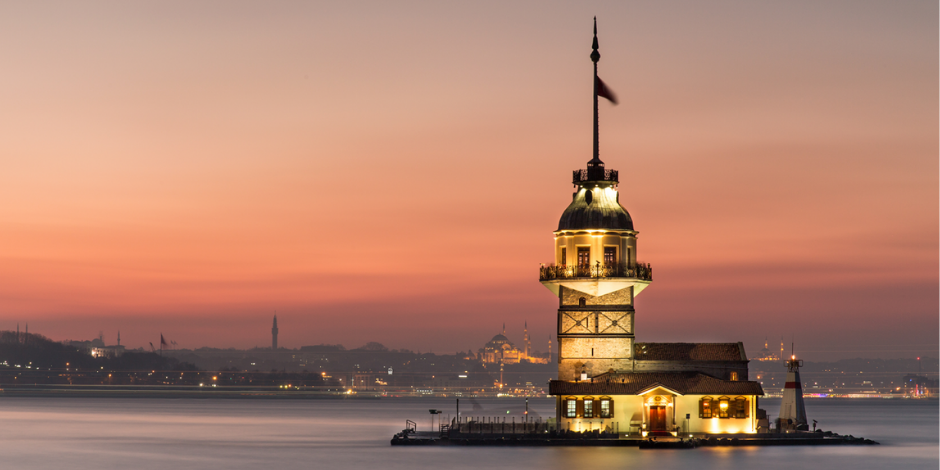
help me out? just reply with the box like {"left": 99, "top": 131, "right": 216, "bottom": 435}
{"left": 539, "top": 262, "right": 652, "bottom": 282}
{"left": 573, "top": 168, "right": 618, "bottom": 184}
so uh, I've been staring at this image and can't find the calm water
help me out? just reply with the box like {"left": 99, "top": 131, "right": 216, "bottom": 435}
{"left": 0, "top": 397, "right": 936, "bottom": 469}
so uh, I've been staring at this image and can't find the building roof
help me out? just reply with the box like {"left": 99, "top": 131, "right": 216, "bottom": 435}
{"left": 634, "top": 342, "right": 747, "bottom": 362}
{"left": 485, "top": 334, "right": 512, "bottom": 347}
{"left": 549, "top": 372, "right": 764, "bottom": 396}
{"left": 557, "top": 185, "right": 634, "bottom": 231}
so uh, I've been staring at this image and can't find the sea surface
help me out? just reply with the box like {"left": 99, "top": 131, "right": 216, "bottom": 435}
{"left": 0, "top": 396, "right": 936, "bottom": 470}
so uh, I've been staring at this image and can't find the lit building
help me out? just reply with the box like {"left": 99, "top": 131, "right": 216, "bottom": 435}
{"left": 753, "top": 338, "right": 781, "bottom": 362}
{"left": 479, "top": 323, "right": 549, "bottom": 365}
{"left": 544, "top": 20, "right": 763, "bottom": 436}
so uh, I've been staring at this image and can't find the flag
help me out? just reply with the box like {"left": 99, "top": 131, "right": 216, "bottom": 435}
{"left": 160, "top": 334, "right": 167, "bottom": 347}
{"left": 596, "top": 76, "right": 618, "bottom": 105}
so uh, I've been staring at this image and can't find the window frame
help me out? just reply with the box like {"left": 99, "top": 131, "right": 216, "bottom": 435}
{"left": 700, "top": 396, "right": 713, "bottom": 419}
{"left": 565, "top": 398, "right": 577, "bottom": 418}
{"left": 583, "top": 397, "right": 594, "bottom": 418}
{"left": 603, "top": 246, "right": 617, "bottom": 265}
{"left": 599, "top": 397, "right": 612, "bottom": 418}
{"left": 734, "top": 396, "right": 748, "bottom": 419}
{"left": 717, "top": 396, "right": 731, "bottom": 418}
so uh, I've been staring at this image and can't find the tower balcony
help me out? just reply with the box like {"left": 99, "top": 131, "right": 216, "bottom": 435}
{"left": 539, "top": 262, "right": 652, "bottom": 298}
{"left": 573, "top": 168, "right": 618, "bottom": 184}
{"left": 539, "top": 262, "right": 652, "bottom": 282}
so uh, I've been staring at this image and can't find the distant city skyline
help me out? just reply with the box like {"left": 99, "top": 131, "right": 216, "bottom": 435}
{"left": 0, "top": 2, "right": 936, "bottom": 361}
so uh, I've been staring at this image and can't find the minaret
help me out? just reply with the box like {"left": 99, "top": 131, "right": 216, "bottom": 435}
{"left": 548, "top": 335, "right": 552, "bottom": 363}
{"left": 117, "top": 331, "right": 121, "bottom": 346}
{"left": 539, "top": 19, "right": 652, "bottom": 381}
{"left": 523, "top": 321, "right": 530, "bottom": 360}
{"left": 271, "top": 315, "right": 279, "bottom": 350}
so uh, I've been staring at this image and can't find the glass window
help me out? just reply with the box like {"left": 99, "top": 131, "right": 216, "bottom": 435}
{"left": 701, "top": 397, "right": 712, "bottom": 418}
{"left": 604, "top": 247, "right": 616, "bottom": 265}
{"left": 566, "top": 399, "right": 577, "bottom": 418}
{"left": 730, "top": 371, "right": 738, "bottom": 381}
{"left": 718, "top": 397, "right": 730, "bottom": 418}
{"left": 600, "top": 399, "right": 611, "bottom": 418}
{"left": 577, "top": 247, "right": 590, "bottom": 267}
{"left": 734, "top": 397, "right": 748, "bottom": 418}
{"left": 583, "top": 399, "right": 594, "bottom": 418}
{"left": 560, "top": 247, "right": 567, "bottom": 266}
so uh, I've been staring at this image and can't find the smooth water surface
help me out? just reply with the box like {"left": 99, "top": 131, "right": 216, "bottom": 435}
{"left": 0, "top": 397, "right": 936, "bottom": 469}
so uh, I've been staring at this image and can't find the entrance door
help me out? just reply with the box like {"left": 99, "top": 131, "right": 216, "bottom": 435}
{"left": 649, "top": 406, "right": 667, "bottom": 432}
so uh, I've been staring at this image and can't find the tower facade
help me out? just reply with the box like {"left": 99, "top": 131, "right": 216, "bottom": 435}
{"left": 545, "top": 19, "right": 763, "bottom": 437}
{"left": 539, "top": 19, "right": 652, "bottom": 381}
{"left": 271, "top": 315, "right": 279, "bottom": 350}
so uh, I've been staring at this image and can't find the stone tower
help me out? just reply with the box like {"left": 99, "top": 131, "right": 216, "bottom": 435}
{"left": 271, "top": 315, "right": 279, "bottom": 350}
{"left": 539, "top": 19, "right": 652, "bottom": 381}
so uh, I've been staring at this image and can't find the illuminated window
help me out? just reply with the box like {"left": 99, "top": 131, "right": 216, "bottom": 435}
{"left": 730, "top": 371, "right": 738, "bottom": 381}
{"left": 734, "top": 397, "right": 748, "bottom": 418}
{"left": 583, "top": 398, "right": 594, "bottom": 418}
{"left": 560, "top": 247, "right": 567, "bottom": 266}
{"left": 577, "top": 247, "right": 590, "bottom": 267}
{"left": 604, "top": 247, "right": 616, "bottom": 265}
{"left": 565, "top": 399, "right": 577, "bottom": 418}
{"left": 600, "top": 397, "right": 613, "bottom": 418}
{"left": 718, "top": 396, "right": 730, "bottom": 418}
{"left": 700, "top": 397, "right": 713, "bottom": 418}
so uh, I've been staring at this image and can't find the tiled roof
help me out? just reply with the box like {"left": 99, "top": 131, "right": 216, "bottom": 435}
{"left": 549, "top": 372, "right": 764, "bottom": 396}
{"left": 634, "top": 342, "right": 746, "bottom": 361}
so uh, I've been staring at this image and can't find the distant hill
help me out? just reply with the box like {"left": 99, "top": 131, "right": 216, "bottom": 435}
{"left": 0, "top": 331, "right": 198, "bottom": 371}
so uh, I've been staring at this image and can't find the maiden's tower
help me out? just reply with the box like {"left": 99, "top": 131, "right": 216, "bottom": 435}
{"left": 541, "top": 19, "right": 765, "bottom": 437}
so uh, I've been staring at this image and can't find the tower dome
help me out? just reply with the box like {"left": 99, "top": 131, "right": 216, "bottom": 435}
{"left": 557, "top": 169, "right": 633, "bottom": 231}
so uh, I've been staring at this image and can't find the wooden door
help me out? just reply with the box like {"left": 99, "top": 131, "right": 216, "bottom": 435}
{"left": 649, "top": 406, "right": 666, "bottom": 431}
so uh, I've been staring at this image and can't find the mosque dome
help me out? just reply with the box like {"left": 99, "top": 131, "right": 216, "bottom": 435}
{"left": 486, "top": 334, "right": 512, "bottom": 348}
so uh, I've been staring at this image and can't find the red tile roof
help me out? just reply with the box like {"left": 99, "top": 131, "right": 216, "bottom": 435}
{"left": 634, "top": 342, "right": 746, "bottom": 361}
{"left": 549, "top": 372, "right": 764, "bottom": 396}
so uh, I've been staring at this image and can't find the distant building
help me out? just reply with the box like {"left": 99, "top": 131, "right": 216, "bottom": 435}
{"left": 478, "top": 323, "right": 549, "bottom": 364}
{"left": 272, "top": 315, "right": 279, "bottom": 350}
{"left": 753, "top": 338, "right": 781, "bottom": 362}
{"left": 90, "top": 345, "right": 125, "bottom": 358}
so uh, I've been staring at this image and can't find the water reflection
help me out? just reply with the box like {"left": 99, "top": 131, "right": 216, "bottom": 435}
{"left": 0, "top": 397, "right": 934, "bottom": 470}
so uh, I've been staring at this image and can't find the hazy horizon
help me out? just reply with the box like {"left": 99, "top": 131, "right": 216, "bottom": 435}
{"left": 1, "top": 1, "right": 937, "bottom": 362}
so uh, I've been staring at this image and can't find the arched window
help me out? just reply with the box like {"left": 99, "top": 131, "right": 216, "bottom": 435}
{"left": 699, "top": 396, "right": 713, "bottom": 419}
{"left": 734, "top": 397, "right": 749, "bottom": 419}
{"left": 717, "top": 396, "right": 731, "bottom": 418}
{"left": 579, "top": 297, "right": 586, "bottom": 307}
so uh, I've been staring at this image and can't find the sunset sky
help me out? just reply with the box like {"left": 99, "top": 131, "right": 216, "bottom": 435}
{"left": 1, "top": 1, "right": 936, "bottom": 360}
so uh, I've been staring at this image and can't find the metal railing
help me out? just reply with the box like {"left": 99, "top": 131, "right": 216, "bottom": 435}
{"left": 539, "top": 261, "right": 652, "bottom": 282}
{"left": 573, "top": 168, "right": 618, "bottom": 184}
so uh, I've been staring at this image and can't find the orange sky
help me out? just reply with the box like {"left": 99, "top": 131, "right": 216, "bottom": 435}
{"left": 0, "top": 1, "right": 936, "bottom": 360}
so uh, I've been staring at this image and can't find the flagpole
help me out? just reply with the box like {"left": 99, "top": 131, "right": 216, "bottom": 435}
{"left": 591, "top": 17, "right": 600, "bottom": 163}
